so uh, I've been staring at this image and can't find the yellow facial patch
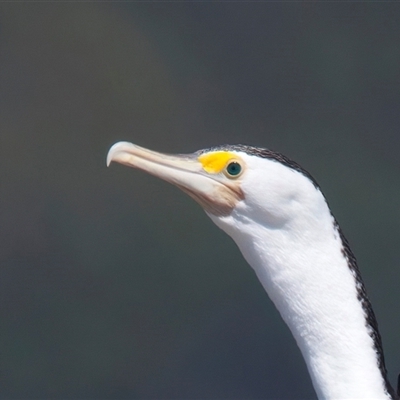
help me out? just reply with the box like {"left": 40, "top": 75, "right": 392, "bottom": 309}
{"left": 198, "top": 151, "right": 237, "bottom": 174}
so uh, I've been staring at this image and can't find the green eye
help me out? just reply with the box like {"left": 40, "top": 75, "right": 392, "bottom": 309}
{"left": 226, "top": 161, "right": 242, "bottom": 177}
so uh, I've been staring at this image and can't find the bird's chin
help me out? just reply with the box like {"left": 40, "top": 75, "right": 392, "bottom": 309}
{"left": 107, "top": 141, "right": 244, "bottom": 216}
{"left": 179, "top": 184, "right": 242, "bottom": 216}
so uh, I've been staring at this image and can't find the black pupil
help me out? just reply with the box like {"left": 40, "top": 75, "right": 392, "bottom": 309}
{"left": 227, "top": 162, "right": 241, "bottom": 176}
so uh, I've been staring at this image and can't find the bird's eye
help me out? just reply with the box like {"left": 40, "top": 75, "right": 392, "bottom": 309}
{"left": 225, "top": 161, "right": 242, "bottom": 177}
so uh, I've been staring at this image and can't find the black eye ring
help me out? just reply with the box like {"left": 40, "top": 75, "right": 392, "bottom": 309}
{"left": 225, "top": 161, "right": 242, "bottom": 177}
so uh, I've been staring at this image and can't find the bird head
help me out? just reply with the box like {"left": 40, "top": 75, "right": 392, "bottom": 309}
{"left": 106, "top": 142, "right": 323, "bottom": 237}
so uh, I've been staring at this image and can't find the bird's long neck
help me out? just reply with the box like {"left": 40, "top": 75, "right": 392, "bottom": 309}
{"left": 212, "top": 203, "right": 395, "bottom": 399}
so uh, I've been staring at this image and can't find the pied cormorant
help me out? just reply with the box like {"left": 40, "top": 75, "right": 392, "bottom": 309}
{"left": 107, "top": 141, "right": 399, "bottom": 400}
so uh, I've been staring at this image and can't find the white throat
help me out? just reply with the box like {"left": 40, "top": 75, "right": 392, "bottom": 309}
{"left": 209, "top": 182, "right": 390, "bottom": 399}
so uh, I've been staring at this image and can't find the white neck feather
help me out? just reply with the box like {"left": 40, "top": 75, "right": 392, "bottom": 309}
{"left": 210, "top": 187, "right": 391, "bottom": 399}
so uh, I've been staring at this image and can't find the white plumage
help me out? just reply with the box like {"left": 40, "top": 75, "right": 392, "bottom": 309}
{"left": 107, "top": 142, "right": 397, "bottom": 399}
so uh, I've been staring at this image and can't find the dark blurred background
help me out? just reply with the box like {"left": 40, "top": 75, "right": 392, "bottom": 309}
{"left": 0, "top": 3, "right": 400, "bottom": 399}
